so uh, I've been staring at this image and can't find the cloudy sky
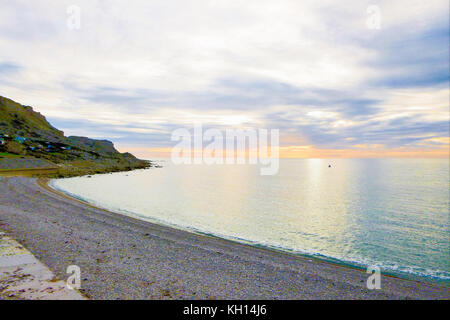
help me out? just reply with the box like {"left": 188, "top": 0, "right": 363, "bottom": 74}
{"left": 0, "top": 0, "right": 448, "bottom": 158}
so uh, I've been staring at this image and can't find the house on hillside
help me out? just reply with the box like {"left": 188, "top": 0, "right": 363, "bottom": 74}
{"left": 46, "top": 144, "right": 58, "bottom": 152}
{"left": 15, "top": 136, "right": 26, "bottom": 144}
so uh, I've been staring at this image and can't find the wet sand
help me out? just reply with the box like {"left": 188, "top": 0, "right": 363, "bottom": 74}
{"left": 0, "top": 177, "right": 448, "bottom": 299}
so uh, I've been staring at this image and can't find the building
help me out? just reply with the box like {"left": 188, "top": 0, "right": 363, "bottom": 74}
{"left": 15, "top": 136, "right": 26, "bottom": 144}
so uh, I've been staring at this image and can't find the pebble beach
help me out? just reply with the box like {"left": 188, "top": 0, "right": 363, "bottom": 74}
{"left": 0, "top": 177, "right": 448, "bottom": 300}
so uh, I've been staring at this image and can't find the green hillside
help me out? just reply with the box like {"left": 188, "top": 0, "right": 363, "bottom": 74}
{"left": 0, "top": 95, "right": 150, "bottom": 177}
{"left": 0, "top": 96, "right": 64, "bottom": 142}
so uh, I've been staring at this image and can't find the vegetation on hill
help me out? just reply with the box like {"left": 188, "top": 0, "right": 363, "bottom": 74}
{"left": 0, "top": 95, "right": 151, "bottom": 177}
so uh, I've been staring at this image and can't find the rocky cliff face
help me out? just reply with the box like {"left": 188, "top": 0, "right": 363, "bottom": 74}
{"left": 67, "top": 136, "right": 121, "bottom": 156}
{"left": 0, "top": 96, "right": 64, "bottom": 142}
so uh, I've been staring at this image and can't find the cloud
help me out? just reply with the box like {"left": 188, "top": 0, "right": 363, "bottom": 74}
{"left": 0, "top": 0, "right": 448, "bottom": 157}
{"left": 0, "top": 62, "right": 21, "bottom": 74}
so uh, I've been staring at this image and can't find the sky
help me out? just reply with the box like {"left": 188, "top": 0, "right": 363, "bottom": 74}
{"left": 0, "top": 0, "right": 448, "bottom": 159}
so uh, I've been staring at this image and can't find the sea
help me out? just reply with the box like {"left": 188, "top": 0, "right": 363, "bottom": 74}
{"left": 50, "top": 158, "right": 450, "bottom": 283}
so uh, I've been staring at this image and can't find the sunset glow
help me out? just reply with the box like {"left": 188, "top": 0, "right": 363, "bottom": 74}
{"left": 0, "top": 0, "right": 448, "bottom": 158}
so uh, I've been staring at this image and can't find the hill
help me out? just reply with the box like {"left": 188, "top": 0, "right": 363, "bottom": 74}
{"left": 0, "top": 95, "right": 150, "bottom": 177}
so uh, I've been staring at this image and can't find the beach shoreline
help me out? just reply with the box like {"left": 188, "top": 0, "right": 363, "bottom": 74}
{"left": 0, "top": 176, "right": 448, "bottom": 299}
{"left": 42, "top": 176, "right": 447, "bottom": 286}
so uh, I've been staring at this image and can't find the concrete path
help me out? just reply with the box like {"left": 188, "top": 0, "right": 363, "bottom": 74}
{"left": 0, "top": 230, "right": 85, "bottom": 300}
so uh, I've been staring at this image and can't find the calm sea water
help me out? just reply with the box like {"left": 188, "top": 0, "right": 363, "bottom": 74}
{"left": 51, "top": 159, "right": 450, "bottom": 282}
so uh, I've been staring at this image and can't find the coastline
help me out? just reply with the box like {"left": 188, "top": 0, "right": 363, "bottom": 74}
{"left": 0, "top": 176, "right": 448, "bottom": 299}
{"left": 45, "top": 176, "right": 448, "bottom": 285}
{"left": 0, "top": 156, "right": 151, "bottom": 179}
